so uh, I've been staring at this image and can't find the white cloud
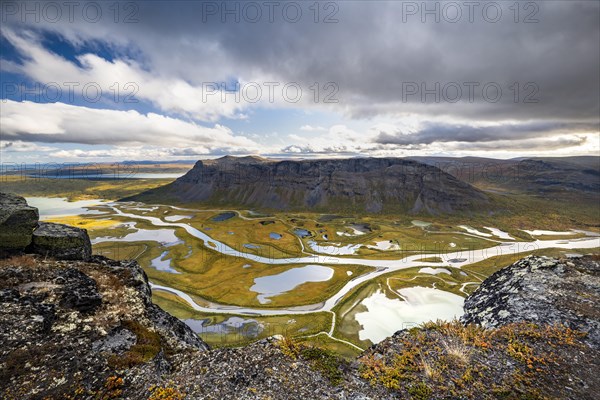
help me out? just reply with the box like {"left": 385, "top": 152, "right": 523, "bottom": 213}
{"left": 0, "top": 100, "right": 259, "bottom": 152}
{"left": 49, "top": 146, "right": 207, "bottom": 160}
{"left": 1, "top": 28, "right": 248, "bottom": 122}
{"left": 300, "top": 125, "right": 327, "bottom": 132}
{"left": 280, "top": 120, "right": 597, "bottom": 158}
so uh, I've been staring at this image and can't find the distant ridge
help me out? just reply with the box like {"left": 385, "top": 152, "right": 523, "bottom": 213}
{"left": 409, "top": 156, "right": 600, "bottom": 195}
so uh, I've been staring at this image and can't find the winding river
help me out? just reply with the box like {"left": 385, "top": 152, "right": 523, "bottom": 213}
{"left": 108, "top": 204, "right": 600, "bottom": 317}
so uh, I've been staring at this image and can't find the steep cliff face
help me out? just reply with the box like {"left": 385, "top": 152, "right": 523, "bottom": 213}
{"left": 127, "top": 156, "right": 490, "bottom": 214}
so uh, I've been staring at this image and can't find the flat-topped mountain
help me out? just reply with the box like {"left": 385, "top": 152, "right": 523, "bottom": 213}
{"left": 126, "top": 156, "right": 490, "bottom": 214}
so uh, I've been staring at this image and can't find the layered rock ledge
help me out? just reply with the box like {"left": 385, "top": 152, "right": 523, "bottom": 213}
{"left": 0, "top": 192, "right": 38, "bottom": 250}
{"left": 32, "top": 221, "right": 93, "bottom": 261}
{"left": 0, "top": 193, "right": 91, "bottom": 260}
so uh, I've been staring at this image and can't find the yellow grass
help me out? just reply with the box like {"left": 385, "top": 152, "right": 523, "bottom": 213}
{"left": 46, "top": 216, "right": 119, "bottom": 230}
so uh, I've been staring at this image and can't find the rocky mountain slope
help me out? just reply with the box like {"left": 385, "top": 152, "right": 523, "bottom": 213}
{"left": 126, "top": 156, "right": 490, "bottom": 214}
{"left": 1, "top": 193, "right": 598, "bottom": 399}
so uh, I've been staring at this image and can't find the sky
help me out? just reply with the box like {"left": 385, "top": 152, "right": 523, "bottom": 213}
{"left": 1, "top": 0, "right": 599, "bottom": 163}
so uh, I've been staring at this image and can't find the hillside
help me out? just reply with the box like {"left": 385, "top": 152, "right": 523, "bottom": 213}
{"left": 125, "top": 156, "right": 490, "bottom": 214}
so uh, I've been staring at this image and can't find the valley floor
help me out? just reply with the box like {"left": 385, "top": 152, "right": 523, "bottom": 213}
{"left": 34, "top": 197, "right": 600, "bottom": 354}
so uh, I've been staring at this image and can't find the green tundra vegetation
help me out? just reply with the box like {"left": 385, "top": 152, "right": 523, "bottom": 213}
{"left": 36, "top": 198, "right": 598, "bottom": 355}
{"left": 6, "top": 176, "right": 598, "bottom": 355}
{"left": 0, "top": 176, "right": 176, "bottom": 201}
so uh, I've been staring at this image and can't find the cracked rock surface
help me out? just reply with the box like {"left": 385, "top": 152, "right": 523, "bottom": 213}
{"left": 462, "top": 255, "right": 600, "bottom": 349}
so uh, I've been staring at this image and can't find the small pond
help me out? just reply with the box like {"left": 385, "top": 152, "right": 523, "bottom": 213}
{"left": 92, "top": 224, "right": 180, "bottom": 246}
{"left": 355, "top": 287, "right": 464, "bottom": 343}
{"left": 164, "top": 215, "right": 192, "bottom": 222}
{"left": 212, "top": 212, "right": 236, "bottom": 222}
{"left": 251, "top": 265, "right": 334, "bottom": 304}
{"left": 150, "top": 251, "right": 180, "bottom": 274}
{"left": 26, "top": 197, "right": 108, "bottom": 219}
{"left": 293, "top": 228, "right": 312, "bottom": 238}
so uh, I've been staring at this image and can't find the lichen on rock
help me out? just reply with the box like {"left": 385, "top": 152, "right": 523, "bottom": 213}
{"left": 31, "top": 221, "right": 92, "bottom": 261}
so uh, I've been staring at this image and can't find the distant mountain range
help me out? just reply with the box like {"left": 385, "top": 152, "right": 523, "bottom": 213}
{"left": 125, "top": 155, "right": 599, "bottom": 215}
{"left": 408, "top": 156, "right": 600, "bottom": 195}
{"left": 125, "top": 156, "right": 491, "bottom": 214}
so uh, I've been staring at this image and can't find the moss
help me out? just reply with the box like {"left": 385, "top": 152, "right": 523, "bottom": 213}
{"left": 34, "top": 235, "right": 86, "bottom": 249}
{"left": 300, "top": 346, "right": 345, "bottom": 386}
{"left": 0, "top": 231, "right": 33, "bottom": 249}
{"left": 357, "top": 321, "right": 587, "bottom": 399}
{"left": 407, "top": 381, "right": 432, "bottom": 399}
{"left": 107, "top": 321, "right": 162, "bottom": 369}
{"left": 0, "top": 344, "right": 59, "bottom": 382}
{"left": 148, "top": 383, "right": 185, "bottom": 400}
{"left": 278, "top": 335, "right": 301, "bottom": 359}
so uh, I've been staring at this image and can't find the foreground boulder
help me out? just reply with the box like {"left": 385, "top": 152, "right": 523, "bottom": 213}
{"left": 0, "top": 192, "right": 38, "bottom": 251}
{"left": 0, "top": 193, "right": 92, "bottom": 262}
{"left": 461, "top": 255, "right": 600, "bottom": 349}
{"left": 31, "top": 221, "right": 92, "bottom": 261}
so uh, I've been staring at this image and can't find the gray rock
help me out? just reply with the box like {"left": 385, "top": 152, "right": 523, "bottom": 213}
{"left": 0, "top": 255, "right": 211, "bottom": 398}
{"left": 147, "top": 303, "right": 210, "bottom": 351}
{"left": 91, "top": 255, "right": 209, "bottom": 351}
{"left": 59, "top": 268, "right": 102, "bottom": 313}
{"left": 0, "top": 192, "right": 39, "bottom": 250}
{"left": 461, "top": 255, "right": 600, "bottom": 348}
{"left": 92, "top": 326, "right": 137, "bottom": 353}
{"left": 31, "top": 222, "right": 92, "bottom": 261}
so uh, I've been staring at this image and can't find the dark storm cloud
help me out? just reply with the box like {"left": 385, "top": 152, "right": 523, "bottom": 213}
{"left": 376, "top": 121, "right": 599, "bottom": 146}
{"left": 2, "top": 0, "right": 599, "bottom": 127}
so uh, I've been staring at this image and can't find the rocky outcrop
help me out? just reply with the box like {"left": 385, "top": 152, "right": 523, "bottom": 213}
{"left": 0, "top": 193, "right": 93, "bottom": 261}
{"left": 32, "top": 222, "right": 93, "bottom": 261}
{"left": 359, "top": 255, "right": 600, "bottom": 400}
{"left": 0, "top": 254, "right": 209, "bottom": 398}
{"left": 0, "top": 192, "right": 39, "bottom": 250}
{"left": 127, "top": 156, "right": 490, "bottom": 214}
{"left": 461, "top": 255, "right": 600, "bottom": 349}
